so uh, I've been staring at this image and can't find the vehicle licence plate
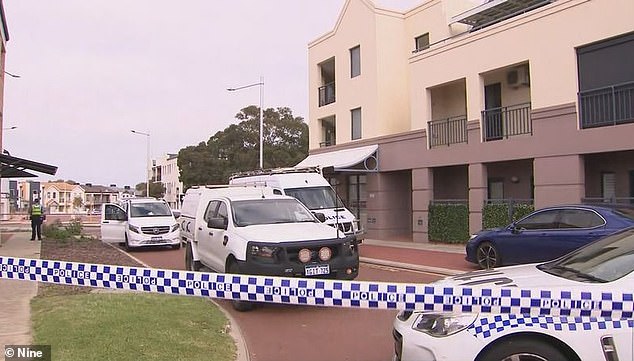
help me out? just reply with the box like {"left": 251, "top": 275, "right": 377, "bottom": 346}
{"left": 150, "top": 237, "right": 163, "bottom": 243}
{"left": 305, "top": 264, "right": 330, "bottom": 276}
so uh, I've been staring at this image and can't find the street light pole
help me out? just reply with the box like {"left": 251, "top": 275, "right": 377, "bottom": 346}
{"left": 227, "top": 76, "right": 264, "bottom": 169}
{"left": 131, "top": 130, "right": 150, "bottom": 197}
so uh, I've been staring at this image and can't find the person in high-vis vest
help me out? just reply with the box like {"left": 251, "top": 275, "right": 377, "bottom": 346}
{"left": 29, "top": 198, "right": 45, "bottom": 241}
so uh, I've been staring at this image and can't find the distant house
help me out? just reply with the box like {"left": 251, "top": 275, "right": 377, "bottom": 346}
{"left": 81, "top": 184, "right": 122, "bottom": 213}
{"left": 41, "top": 181, "right": 84, "bottom": 214}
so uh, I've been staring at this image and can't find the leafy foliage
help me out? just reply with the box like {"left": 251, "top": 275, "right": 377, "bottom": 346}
{"left": 42, "top": 218, "right": 85, "bottom": 242}
{"left": 135, "top": 181, "right": 166, "bottom": 198}
{"left": 428, "top": 203, "right": 470, "bottom": 243}
{"left": 482, "top": 202, "right": 535, "bottom": 229}
{"left": 178, "top": 106, "right": 308, "bottom": 189}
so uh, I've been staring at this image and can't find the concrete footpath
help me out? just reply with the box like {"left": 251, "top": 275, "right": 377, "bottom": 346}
{"left": 0, "top": 231, "right": 40, "bottom": 348}
{"left": 0, "top": 231, "right": 473, "bottom": 358}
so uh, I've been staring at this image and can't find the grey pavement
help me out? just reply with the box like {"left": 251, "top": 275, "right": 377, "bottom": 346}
{"left": 0, "top": 231, "right": 40, "bottom": 349}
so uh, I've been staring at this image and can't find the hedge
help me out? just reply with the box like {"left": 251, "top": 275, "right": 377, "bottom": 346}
{"left": 482, "top": 202, "right": 535, "bottom": 229}
{"left": 428, "top": 203, "right": 469, "bottom": 243}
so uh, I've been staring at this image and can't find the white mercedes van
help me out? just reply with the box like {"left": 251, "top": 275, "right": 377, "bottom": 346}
{"left": 229, "top": 167, "right": 362, "bottom": 239}
{"left": 100, "top": 197, "right": 180, "bottom": 250}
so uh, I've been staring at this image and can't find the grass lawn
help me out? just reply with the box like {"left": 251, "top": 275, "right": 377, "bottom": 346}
{"left": 31, "top": 292, "right": 236, "bottom": 361}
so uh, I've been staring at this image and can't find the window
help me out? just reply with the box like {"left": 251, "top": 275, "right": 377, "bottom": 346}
{"left": 351, "top": 107, "right": 362, "bottom": 140}
{"left": 350, "top": 45, "right": 360, "bottom": 78}
{"left": 204, "top": 201, "right": 220, "bottom": 223}
{"left": 415, "top": 33, "right": 429, "bottom": 51}
{"left": 488, "top": 178, "right": 504, "bottom": 200}
{"left": 516, "top": 210, "right": 559, "bottom": 230}
{"left": 558, "top": 209, "right": 605, "bottom": 228}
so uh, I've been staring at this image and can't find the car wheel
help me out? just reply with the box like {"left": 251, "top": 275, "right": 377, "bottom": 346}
{"left": 477, "top": 338, "right": 571, "bottom": 361}
{"left": 228, "top": 261, "right": 254, "bottom": 312}
{"left": 476, "top": 241, "right": 499, "bottom": 269}
{"left": 185, "top": 243, "right": 201, "bottom": 271}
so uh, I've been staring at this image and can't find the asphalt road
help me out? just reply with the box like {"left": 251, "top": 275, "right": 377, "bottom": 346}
{"left": 125, "top": 245, "right": 444, "bottom": 361}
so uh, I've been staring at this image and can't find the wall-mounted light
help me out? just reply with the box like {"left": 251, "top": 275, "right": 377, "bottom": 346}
{"left": 510, "top": 176, "right": 520, "bottom": 184}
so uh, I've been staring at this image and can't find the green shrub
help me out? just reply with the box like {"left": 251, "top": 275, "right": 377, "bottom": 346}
{"left": 65, "top": 217, "right": 83, "bottom": 235}
{"left": 42, "top": 218, "right": 86, "bottom": 241}
{"left": 482, "top": 202, "right": 535, "bottom": 229}
{"left": 428, "top": 203, "right": 469, "bottom": 243}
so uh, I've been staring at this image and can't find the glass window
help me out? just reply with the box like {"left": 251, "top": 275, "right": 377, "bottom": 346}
{"left": 516, "top": 210, "right": 559, "bottom": 230}
{"left": 558, "top": 209, "right": 604, "bottom": 228}
{"left": 351, "top": 107, "right": 362, "bottom": 140}
{"left": 232, "top": 199, "right": 315, "bottom": 227}
{"left": 204, "top": 201, "right": 219, "bottom": 223}
{"left": 285, "top": 186, "right": 343, "bottom": 210}
{"left": 350, "top": 45, "right": 360, "bottom": 78}
{"left": 602, "top": 172, "right": 616, "bottom": 202}
{"left": 415, "top": 33, "right": 429, "bottom": 51}
{"left": 217, "top": 202, "right": 228, "bottom": 223}
{"left": 104, "top": 205, "right": 126, "bottom": 221}
{"left": 129, "top": 202, "right": 173, "bottom": 217}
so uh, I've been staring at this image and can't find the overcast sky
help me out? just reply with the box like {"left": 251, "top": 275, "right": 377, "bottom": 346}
{"left": 2, "top": 0, "right": 424, "bottom": 188}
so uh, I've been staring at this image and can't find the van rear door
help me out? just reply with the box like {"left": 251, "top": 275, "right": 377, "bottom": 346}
{"left": 100, "top": 203, "right": 127, "bottom": 243}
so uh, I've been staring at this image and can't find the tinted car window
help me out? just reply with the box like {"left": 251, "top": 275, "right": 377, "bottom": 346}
{"left": 516, "top": 210, "right": 559, "bottom": 230}
{"left": 204, "top": 201, "right": 219, "bottom": 223}
{"left": 217, "top": 202, "right": 228, "bottom": 222}
{"left": 558, "top": 209, "right": 604, "bottom": 228}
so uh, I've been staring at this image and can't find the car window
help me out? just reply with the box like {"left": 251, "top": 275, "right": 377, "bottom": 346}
{"left": 217, "top": 202, "right": 228, "bottom": 223}
{"left": 104, "top": 204, "right": 126, "bottom": 221}
{"left": 538, "top": 228, "right": 634, "bottom": 282}
{"left": 516, "top": 209, "right": 559, "bottom": 230}
{"left": 613, "top": 208, "right": 634, "bottom": 221}
{"left": 204, "top": 201, "right": 220, "bottom": 223}
{"left": 557, "top": 209, "right": 604, "bottom": 228}
{"left": 129, "top": 202, "right": 173, "bottom": 217}
{"left": 285, "top": 186, "right": 343, "bottom": 210}
{"left": 232, "top": 199, "right": 316, "bottom": 226}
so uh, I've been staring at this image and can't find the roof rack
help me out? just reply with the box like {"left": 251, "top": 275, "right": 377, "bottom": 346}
{"left": 189, "top": 183, "right": 269, "bottom": 189}
{"left": 229, "top": 166, "right": 321, "bottom": 180}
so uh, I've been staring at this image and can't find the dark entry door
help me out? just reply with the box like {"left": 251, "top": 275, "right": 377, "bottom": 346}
{"left": 484, "top": 83, "right": 503, "bottom": 141}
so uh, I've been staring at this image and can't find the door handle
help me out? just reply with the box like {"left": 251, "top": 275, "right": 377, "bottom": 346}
{"left": 103, "top": 221, "right": 109, "bottom": 224}
{"left": 198, "top": 227, "right": 203, "bottom": 231}
{"left": 209, "top": 232, "right": 213, "bottom": 236}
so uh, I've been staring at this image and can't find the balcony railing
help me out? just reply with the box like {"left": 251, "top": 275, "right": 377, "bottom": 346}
{"left": 578, "top": 81, "right": 634, "bottom": 129}
{"left": 428, "top": 115, "right": 468, "bottom": 148}
{"left": 318, "top": 82, "right": 336, "bottom": 107}
{"left": 319, "top": 139, "right": 335, "bottom": 148}
{"left": 482, "top": 102, "right": 532, "bottom": 141}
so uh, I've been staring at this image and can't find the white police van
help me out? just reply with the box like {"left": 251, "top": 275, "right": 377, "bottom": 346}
{"left": 100, "top": 197, "right": 180, "bottom": 250}
{"left": 393, "top": 227, "right": 634, "bottom": 361}
{"left": 179, "top": 185, "right": 360, "bottom": 311}
{"left": 229, "top": 167, "right": 363, "bottom": 239}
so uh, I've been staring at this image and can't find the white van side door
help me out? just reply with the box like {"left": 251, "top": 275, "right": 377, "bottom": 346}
{"left": 100, "top": 203, "right": 127, "bottom": 243}
{"left": 196, "top": 201, "right": 222, "bottom": 271}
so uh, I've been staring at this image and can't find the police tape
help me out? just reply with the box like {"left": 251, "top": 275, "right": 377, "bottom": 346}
{"left": 1, "top": 256, "right": 632, "bottom": 318}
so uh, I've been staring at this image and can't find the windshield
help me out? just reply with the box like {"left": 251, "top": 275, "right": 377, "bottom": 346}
{"left": 232, "top": 199, "right": 316, "bottom": 227}
{"left": 538, "top": 228, "right": 634, "bottom": 283}
{"left": 129, "top": 202, "right": 173, "bottom": 218}
{"left": 284, "top": 186, "right": 343, "bottom": 210}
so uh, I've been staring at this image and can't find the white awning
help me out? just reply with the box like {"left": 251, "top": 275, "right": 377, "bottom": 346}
{"left": 296, "top": 144, "right": 378, "bottom": 172}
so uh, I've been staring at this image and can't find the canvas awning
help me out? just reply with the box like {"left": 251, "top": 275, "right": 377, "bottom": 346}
{"left": 0, "top": 153, "right": 58, "bottom": 178}
{"left": 296, "top": 144, "right": 378, "bottom": 173}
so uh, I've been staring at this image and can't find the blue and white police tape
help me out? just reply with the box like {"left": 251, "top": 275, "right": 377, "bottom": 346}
{"left": 1, "top": 256, "right": 632, "bottom": 318}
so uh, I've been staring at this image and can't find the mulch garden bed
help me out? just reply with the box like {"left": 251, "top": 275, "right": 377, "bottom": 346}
{"left": 38, "top": 237, "right": 142, "bottom": 296}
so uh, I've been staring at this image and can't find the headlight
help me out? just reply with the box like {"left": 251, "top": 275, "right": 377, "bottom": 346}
{"left": 249, "top": 245, "right": 279, "bottom": 258}
{"left": 469, "top": 234, "right": 478, "bottom": 240}
{"left": 128, "top": 224, "right": 140, "bottom": 233}
{"left": 171, "top": 224, "right": 180, "bottom": 232}
{"left": 397, "top": 310, "right": 413, "bottom": 321}
{"left": 412, "top": 313, "right": 477, "bottom": 337}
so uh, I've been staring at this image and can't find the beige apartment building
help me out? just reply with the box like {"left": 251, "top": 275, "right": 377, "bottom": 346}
{"left": 152, "top": 153, "right": 183, "bottom": 209}
{"left": 302, "top": 0, "right": 634, "bottom": 242}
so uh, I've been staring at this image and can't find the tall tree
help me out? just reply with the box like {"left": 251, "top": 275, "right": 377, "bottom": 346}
{"left": 178, "top": 106, "right": 308, "bottom": 189}
{"left": 135, "top": 182, "right": 166, "bottom": 198}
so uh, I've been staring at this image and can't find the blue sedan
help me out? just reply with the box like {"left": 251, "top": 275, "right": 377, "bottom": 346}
{"left": 466, "top": 204, "right": 634, "bottom": 269}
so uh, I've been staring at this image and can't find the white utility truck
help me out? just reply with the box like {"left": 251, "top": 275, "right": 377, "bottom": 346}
{"left": 229, "top": 167, "right": 363, "bottom": 239}
{"left": 100, "top": 197, "right": 181, "bottom": 250}
{"left": 179, "top": 185, "right": 360, "bottom": 311}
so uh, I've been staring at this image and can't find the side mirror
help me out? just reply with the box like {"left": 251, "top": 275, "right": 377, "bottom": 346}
{"left": 510, "top": 223, "right": 521, "bottom": 234}
{"left": 313, "top": 212, "right": 326, "bottom": 223}
{"left": 208, "top": 217, "right": 228, "bottom": 230}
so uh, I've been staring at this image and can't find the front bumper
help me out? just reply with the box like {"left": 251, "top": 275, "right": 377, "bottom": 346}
{"left": 127, "top": 230, "right": 180, "bottom": 248}
{"left": 237, "top": 237, "right": 360, "bottom": 280}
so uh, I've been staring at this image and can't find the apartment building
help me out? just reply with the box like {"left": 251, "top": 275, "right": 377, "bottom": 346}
{"left": 152, "top": 153, "right": 183, "bottom": 209}
{"left": 42, "top": 181, "right": 84, "bottom": 214}
{"left": 303, "top": 0, "right": 634, "bottom": 242}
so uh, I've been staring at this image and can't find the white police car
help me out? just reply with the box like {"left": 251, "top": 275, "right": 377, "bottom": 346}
{"left": 393, "top": 227, "right": 634, "bottom": 361}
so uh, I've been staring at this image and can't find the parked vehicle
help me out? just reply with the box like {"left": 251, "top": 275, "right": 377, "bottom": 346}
{"left": 179, "top": 185, "right": 360, "bottom": 311}
{"left": 100, "top": 197, "right": 180, "bottom": 250}
{"left": 394, "top": 227, "right": 634, "bottom": 361}
{"left": 466, "top": 204, "right": 634, "bottom": 269}
{"left": 229, "top": 167, "right": 363, "bottom": 239}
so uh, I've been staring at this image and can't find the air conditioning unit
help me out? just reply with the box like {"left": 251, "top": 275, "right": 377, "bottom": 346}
{"left": 507, "top": 65, "right": 530, "bottom": 87}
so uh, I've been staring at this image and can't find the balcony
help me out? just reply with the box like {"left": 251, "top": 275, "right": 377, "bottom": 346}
{"left": 578, "top": 81, "right": 634, "bottom": 129}
{"left": 482, "top": 102, "right": 532, "bottom": 141}
{"left": 318, "top": 82, "right": 336, "bottom": 107}
{"left": 428, "top": 116, "right": 468, "bottom": 148}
